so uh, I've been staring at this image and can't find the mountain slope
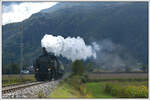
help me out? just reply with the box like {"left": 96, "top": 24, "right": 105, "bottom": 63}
{"left": 2, "top": 2, "right": 148, "bottom": 67}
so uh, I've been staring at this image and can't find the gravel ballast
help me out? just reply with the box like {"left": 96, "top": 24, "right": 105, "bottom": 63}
{"left": 2, "top": 80, "right": 60, "bottom": 99}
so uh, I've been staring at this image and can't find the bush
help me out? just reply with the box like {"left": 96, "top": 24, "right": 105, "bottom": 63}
{"left": 80, "top": 84, "right": 87, "bottom": 94}
{"left": 104, "top": 83, "right": 148, "bottom": 98}
{"left": 71, "top": 60, "right": 85, "bottom": 75}
{"left": 67, "top": 75, "right": 83, "bottom": 90}
{"left": 105, "top": 83, "right": 113, "bottom": 93}
{"left": 139, "top": 65, "right": 148, "bottom": 72}
{"left": 81, "top": 73, "right": 88, "bottom": 83}
{"left": 124, "top": 85, "right": 148, "bottom": 98}
{"left": 3, "top": 63, "right": 20, "bottom": 74}
{"left": 66, "top": 75, "right": 88, "bottom": 91}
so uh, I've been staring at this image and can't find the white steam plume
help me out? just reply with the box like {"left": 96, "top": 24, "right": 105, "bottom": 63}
{"left": 41, "top": 34, "right": 99, "bottom": 61}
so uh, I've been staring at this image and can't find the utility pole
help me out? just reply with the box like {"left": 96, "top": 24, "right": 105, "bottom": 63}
{"left": 20, "top": 24, "right": 24, "bottom": 80}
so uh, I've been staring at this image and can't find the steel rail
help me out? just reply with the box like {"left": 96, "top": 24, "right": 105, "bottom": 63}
{"left": 2, "top": 81, "right": 45, "bottom": 94}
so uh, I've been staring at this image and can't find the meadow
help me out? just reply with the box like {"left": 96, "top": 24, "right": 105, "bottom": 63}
{"left": 2, "top": 74, "right": 36, "bottom": 87}
{"left": 49, "top": 73, "right": 148, "bottom": 98}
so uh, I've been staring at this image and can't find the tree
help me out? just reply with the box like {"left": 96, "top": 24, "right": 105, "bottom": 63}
{"left": 11, "top": 63, "right": 20, "bottom": 74}
{"left": 71, "top": 60, "right": 85, "bottom": 75}
{"left": 2, "top": 66, "right": 10, "bottom": 74}
{"left": 125, "top": 66, "right": 132, "bottom": 72}
{"left": 140, "top": 65, "right": 148, "bottom": 72}
{"left": 86, "top": 63, "right": 92, "bottom": 72}
{"left": 3, "top": 63, "right": 20, "bottom": 74}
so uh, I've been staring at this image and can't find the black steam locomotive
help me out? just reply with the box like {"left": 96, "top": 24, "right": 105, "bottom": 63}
{"left": 33, "top": 47, "right": 64, "bottom": 81}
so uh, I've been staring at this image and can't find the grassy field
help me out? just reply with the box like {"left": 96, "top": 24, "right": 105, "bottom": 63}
{"left": 50, "top": 82, "right": 80, "bottom": 98}
{"left": 50, "top": 82, "right": 113, "bottom": 98}
{"left": 2, "top": 74, "right": 36, "bottom": 87}
{"left": 86, "top": 82, "right": 113, "bottom": 98}
{"left": 49, "top": 73, "right": 148, "bottom": 98}
{"left": 49, "top": 81, "right": 148, "bottom": 98}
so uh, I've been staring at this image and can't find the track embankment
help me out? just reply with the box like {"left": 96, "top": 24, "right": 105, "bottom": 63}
{"left": 2, "top": 80, "right": 60, "bottom": 98}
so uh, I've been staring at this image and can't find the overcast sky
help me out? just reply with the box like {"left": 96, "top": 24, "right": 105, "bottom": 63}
{"left": 2, "top": 2, "right": 58, "bottom": 25}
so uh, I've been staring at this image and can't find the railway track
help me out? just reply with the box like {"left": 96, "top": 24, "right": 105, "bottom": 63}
{"left": 2, "top": 74, "right": 69, "bottom": 98}
{"left": 2, "top": 81, "right": 36, "bottom": 88}
{"left": 2, "top": 81, "right": 45, "bottom": 94}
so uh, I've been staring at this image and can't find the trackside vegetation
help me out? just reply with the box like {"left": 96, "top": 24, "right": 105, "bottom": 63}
{"left": 2, "top": 74, "right": 35, "bottom": 87}
{"left": 49, "top": 60, "right": 148, "bottom": 98}
{"left": 104, "top": 81, "right": 148, "bottom": 98}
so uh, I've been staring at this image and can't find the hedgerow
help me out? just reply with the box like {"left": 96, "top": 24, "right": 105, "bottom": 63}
{"left": 104, "top": 82, "right": 148, "bottom": 98}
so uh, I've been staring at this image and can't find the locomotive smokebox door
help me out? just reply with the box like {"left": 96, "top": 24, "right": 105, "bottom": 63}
{"left": 33, "top": 47, "right": 64, "bottom": 81}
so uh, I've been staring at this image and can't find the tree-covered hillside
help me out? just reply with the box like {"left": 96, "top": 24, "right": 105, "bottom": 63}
{"left": 2, "top": 2, "right": 148, "bottom": 68}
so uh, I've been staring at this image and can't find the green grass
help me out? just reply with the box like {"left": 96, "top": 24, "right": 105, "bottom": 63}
{"left": 2, "top": 74, "right": 36, "bottom": 87}
{"left": 49, "top": 80, "right": 148, "bottom": 98}
{"left": 49, "top": 73, "right": 148, "bottom": 98}
{"left": 86, "top": 82, "right": 113, "bottom": 98}
{"left": 49, "top": 82, "right": 80, "bottom": 98}
{"left": 49, "top": 79, "right": 114, "bottom": 98}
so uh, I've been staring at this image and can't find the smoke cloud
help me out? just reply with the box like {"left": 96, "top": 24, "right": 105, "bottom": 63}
{"left": 41, "top": 35, "right": 139, "bottom": 71}
{"left": 95, "top": 39, "right": 138, "bottom": 72}
{"left": 41, "top": 34, "right": 99, "bottom": 61}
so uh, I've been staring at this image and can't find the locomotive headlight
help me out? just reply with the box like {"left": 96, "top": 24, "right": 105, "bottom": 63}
{"left": 36, "top": 68, "right": 39, "bottom": 71}
{"left": 48, "top": 68, "right": 51, "bottom": 71}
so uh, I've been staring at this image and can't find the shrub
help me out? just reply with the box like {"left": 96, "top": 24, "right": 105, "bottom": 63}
{"left": 104, "top": 83, "right": 148, "bottom": 98}
{"left": 105, "top": 83, "right": 113, "bottom": 93}
{"left": 3, "top": 63, "right": 20, "bottom": 74}
{"left": 80, "top": 84, "right": 87, "bottom": 94}
{"left": 67, "top": 75, "right": 83, "bottom": 90}
{"left": 79, "top": 83, "right": 92, "bottom": 97}
{"left": 123, "top": 85, "right": 148, "bottom": 98}
{"left": 71, "top": 60, "right": 85, "bottom": 75}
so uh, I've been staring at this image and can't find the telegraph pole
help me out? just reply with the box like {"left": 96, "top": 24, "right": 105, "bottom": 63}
{"left": 20, "top": 24, "right": 24, "bottom": 80}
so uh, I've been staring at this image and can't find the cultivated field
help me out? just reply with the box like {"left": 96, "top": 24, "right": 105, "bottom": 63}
{"left": 2, "top": 74, "right": 36, "bottom": 87}
{"left": 87, "top": 72, "right": 148, "bottom": 81}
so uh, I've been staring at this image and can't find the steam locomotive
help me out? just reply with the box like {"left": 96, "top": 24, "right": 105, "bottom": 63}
{"left": 33, "top": 47, "right": 64, "bottom": 81}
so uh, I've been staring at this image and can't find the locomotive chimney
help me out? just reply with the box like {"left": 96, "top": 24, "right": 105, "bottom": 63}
{"left": 42, "top": 47, "right": 48, "bottom": 56}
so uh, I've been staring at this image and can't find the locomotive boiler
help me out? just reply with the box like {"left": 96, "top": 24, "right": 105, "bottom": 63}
{"left": 33, "top": 47, "right": 64, "bottom": 81}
